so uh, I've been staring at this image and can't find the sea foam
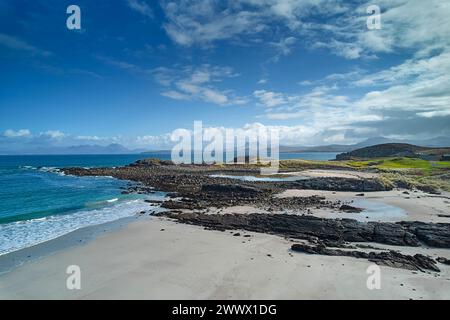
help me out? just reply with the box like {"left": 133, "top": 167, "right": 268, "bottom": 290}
{"left": 0, "top": 199, "right": 157, "bottom": 256}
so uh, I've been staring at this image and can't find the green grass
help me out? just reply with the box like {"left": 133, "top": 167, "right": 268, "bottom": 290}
{"left": 277, "top": 157, "right": 450, "bottom": 192}
{"left": 217, "top": 157, "right": 450, "bottom": 192}
{"left": 345, "top": 157, "right": 450, "bottom": 171}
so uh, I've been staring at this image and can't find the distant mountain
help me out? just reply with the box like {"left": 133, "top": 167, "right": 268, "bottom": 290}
{"left": 4, "top": 136, "right": 447, "bottom": 155}
{"left": 141, "top": 149, "right": 172, "bottom": 154}
{"left": 336, "top": 143, "right": 450, "bottom": 160}
{"left": 356, "top": 136, "right": 450, "bottom": 148}
{"left": 64, "top": 143, "right": 132, "bottom": 154}
{"left": 1, "top": 143, "right": 140, "bottom": 155}
{"left": 279, "top": 136, "right": 450, "bottom": 153}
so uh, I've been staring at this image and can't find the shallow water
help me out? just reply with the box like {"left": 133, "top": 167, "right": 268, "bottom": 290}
{"left": 328, "top": 198, "right": 407, "bottom": 222}
{"left": 0, "top": 155, "right": 169, "bottom": 256}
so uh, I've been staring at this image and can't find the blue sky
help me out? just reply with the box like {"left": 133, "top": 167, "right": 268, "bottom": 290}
{"left": 1, "top": 0, "right": 449, "bottom": 152}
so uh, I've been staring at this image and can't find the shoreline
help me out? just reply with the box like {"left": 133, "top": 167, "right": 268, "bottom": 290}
{"left": 1, "top": 160, "right": 450, "bottom": 299}
{"left": 0, "top": 214, "right": 145, "bottom": 275}
{"left": 1, "top": 214, "right": 449, "bottom": 299}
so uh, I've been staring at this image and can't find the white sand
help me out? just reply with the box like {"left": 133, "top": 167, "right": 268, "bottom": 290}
{"left": 276, "top": 189, "right": 450, "bottom": 223}
{"left": 1, "top": 216, "right": 449, "bottom": 300}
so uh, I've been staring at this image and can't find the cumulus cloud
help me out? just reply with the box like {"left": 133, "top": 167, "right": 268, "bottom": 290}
{"left": 152, "top": 64, "right": 246, "bottom": 105}
{"left": 41, "top": 130, "right": 66, "bottom": 139}
{"left": 3, "top": 129, "right": 31, "bottom": 138}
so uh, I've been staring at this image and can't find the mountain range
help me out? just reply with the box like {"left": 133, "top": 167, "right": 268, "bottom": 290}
{"left": 0, "top": 144, "right": 144, "bottom": 155}
{"left": 279, "top": 136, "right": 450, "bottom": 153}
{"left": 1, "top": 136, "right": 449, "bottom": 155}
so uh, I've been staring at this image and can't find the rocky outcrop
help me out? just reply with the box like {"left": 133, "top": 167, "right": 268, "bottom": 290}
{"left": 436, "top": 257, "right": 450, "bottom": 265}
{"left": 339, "top": 204, "right": 363, "bottom": 213}
{"left": 291, "top": 177, "right": 392, "bottom": 192}
{"left": 290, "top": 243, "right": 439, "bottom": 272}
{"left": 159, "top": 211, "right": 450, "bottom": 272}
{"left": 160, "top": 212, "right": 450, "bottom": 248}
{"left": 64, "top": 164, "right": 379, "bottom": 211}
{"left": 201, "top": 184, "right": 261, "bottom": 195}
{"left": 399, "top": 221, "right": 450, "bottom": 248}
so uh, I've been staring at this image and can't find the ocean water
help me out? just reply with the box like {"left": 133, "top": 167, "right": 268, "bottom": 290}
{"left": 0, "top": 154, "right": 169, "bottom": 256}
{"left": 0, "top": 152, "right": 336, "bottom": 256}
{"left": 278, "top": 152, "right": 338, "bottom": 161}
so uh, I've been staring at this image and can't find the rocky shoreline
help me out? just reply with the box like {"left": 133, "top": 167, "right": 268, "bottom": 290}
{"left": 155, "top": 211, "right": 450, "bottom": 272}
{"left": 64, "top": 159, "right": 391, "bottom": 211}
{"left": 63, "top": 159, "right": 450, "bottom": 273}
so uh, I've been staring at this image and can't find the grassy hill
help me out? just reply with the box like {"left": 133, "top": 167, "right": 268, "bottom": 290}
{"left": 336, "top": 143, "right": 450, "bottom": 161}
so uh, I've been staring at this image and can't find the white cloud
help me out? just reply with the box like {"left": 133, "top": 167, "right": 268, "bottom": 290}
{"left": 0, "top": 33, "right": 51, "bottom": 57}
{"left": 311, "top": 0, "right": 450, "bottom": 59}
{"left": 160, "top": 0, "right": 345, "bottom": 47}
{"left": 202, "top": 88, "right": 229, "bottom": 104}
{"left": 354, "top": 52, "right": 450, "bottom": 87}
{"left": 75, "top": 135, "right": 106, "bottom": 141}
{"left": 257, "top": 79, "right": 268, "bottom": 85}
{"left": 159, "top": 0, "right": 450, "bottom": 62}
{"left": 3, "top": 129, "right": 31, "bottom": 138}
{"left": 312, "top": 40, "right": 363, "bottom": 60}
{"left": 40, "top": 130, "right": 66, "bottom": 139}
{"left": 127, "top": 0, "right": 153, "bottom": 18}
{"left": 153, "top": 64, "right": 245, "bottom": 106}
{"left": 417, "top": 110, "right": 450, "bottom": 118}
{"left": 96, "top": 56, "right": 150, "bottom": 75}
{"left": 270, "top": 36, "right": 297, "bottom": 58}
{"left": 161, "top": 90, "right": 191, "bottom": 100}
{"left": 253, "top": 90, "right": 290, "bottom": 108}
{"left": 136, "top": 133, "right": 171, "bottom": 148}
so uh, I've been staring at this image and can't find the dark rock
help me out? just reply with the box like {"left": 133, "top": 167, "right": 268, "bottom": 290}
{"left": 292, "top": 177, "right": 392, "bottom": 192}
{"left": 162, "top": 212, "right": 428, "bottom": 247}
{"left": 145, "top": 199, "right": 163, "bottom": 204}
{"left": 400, "top": 221, "right": 450, "bottom": 248}
{"left": 201, "top": 184, "right": 261, "bottom": 195}
{"left": 416, "top": 185, "right": 441, "bottom": 194}
{"left": 436, "top": 257, "right": 450, "bottom": 265}
{"left": 339, "top": 204, "right": 363, "bottom": 213}
{"left": 291, "top": 243, "right": 439, "bottom": 272}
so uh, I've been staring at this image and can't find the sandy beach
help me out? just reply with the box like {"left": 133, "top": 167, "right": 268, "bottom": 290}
{"left": 1, "top": 162, "right": 450, "bottom": 300}
{"left": 1, "top": 188, "right": 450, "bottom": 300}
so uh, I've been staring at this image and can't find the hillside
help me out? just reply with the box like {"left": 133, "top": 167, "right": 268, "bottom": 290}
{"left": 279, "top": 136, "right": 450, "bottom": 153}
{"left": 336, "top": 143, "right": 450, "bottom": 160}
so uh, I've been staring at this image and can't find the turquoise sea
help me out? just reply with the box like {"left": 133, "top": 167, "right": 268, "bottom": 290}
{"left": 0, "top": 152, "right": 337, "bottom": 255}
